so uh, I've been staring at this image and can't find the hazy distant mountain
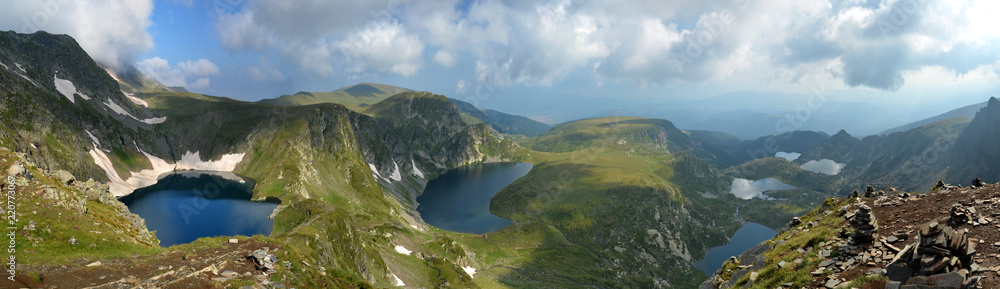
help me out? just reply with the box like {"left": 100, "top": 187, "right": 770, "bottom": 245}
{"left": 588, "top": 91, "right": 903, "bottom": 139}
{"left": 257, "top": 82, "right": 411, "bottom": 110}
{"left": 448, "top": 98, "right": 551, "bottom": 137}
{"left": 880, "top": 101, "right": 986, "bottom": 135}
{"left": 686, "top": 130, "right": 829, "bottom": 167}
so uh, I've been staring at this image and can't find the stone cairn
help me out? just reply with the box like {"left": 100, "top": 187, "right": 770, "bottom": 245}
{"left": 848, "top": 205, "right": 877, "bottom": 244}
{"left": 248, "top": 247, "right": 280, "bottom": 274}
{"left": 885, "top": 219, "right": 980, "bottom": 288}
{"left": 971, "top": 178, "right": 985, "bottom": 188}
{"left": 948, "top": 204, "right": 979, "bottom": 226}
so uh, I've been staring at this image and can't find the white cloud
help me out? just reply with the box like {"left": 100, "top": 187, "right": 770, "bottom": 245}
{"left": 247, "top": 66, "right": 286, "bottom": 82}
{"left": 207, "top": 0, "right": 1000, "bottom": 92}
{"left": 433, "top": 49, "right": 457, "bottom": 67}
{"left": 0, "top": 0, "right": 154, "bottom": 70}
{"left": 455, "top": 79, "right": 469, "bottom": 94}
{"left": 338, "top": 21, "right": 424, "bottom": 77}
{"left": 189, "top": 78, "right": 211, "bottom": 90}
{"left": 136, "top": 57, "right": 220, "bottom": 90}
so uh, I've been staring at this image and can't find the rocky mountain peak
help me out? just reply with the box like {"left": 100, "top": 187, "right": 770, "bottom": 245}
{"left": 831, "top": 129, "right": 853, "bottom": 140}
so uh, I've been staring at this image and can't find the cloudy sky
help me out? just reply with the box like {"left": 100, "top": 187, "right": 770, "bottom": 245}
{"left": 3, "top": 0, "right": 1000, "bottom": 127}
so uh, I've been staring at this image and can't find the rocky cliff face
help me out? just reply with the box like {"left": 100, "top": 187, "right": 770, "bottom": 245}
{"left": 947, "top": 97, "right": 1000, "bottom": 185}
{"left": 1, "top": 30, "right": 515, "bottom": 287}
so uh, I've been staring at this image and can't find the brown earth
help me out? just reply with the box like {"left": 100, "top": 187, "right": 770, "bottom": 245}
{"left": 12, "top": 240, "right": 282, "bottom": 289}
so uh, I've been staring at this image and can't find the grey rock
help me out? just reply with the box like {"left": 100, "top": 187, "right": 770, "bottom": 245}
{"left": 53, "top": 169, "right": 74, "bottom": 185}
{"left": 6, "top": 164, "right": 24, "bottom": 176}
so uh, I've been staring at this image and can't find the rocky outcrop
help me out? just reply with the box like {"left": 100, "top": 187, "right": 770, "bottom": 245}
{"left": 885, "top": 219, "right": 980, "bottom": 288}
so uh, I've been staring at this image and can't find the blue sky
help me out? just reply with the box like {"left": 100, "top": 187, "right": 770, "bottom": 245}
{"left": 4, "top": 0, "right": 1000, "bottom": 128}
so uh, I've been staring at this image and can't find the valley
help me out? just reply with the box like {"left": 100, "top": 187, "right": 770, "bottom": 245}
{"left": 3, "top": 29, "right": 1000, "bottom": 289}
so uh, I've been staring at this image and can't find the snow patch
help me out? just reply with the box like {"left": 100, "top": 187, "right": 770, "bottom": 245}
{"left": 103, "top": 98, "right": 167, "bottom": 124}
{"left": 392, "top": 273, "right": 405, "bottom": 286}
{"left": 775, "top": 152, "right": 801, "bottom": 162}
{"left": 85, "top": 130, "right": 100, "bottom": 146}
{"left": 800, "top": 159, "right": 845, "bottom": 175}
{"left": 389, "top": 161, "right": 402, "bottom": 181}
{"left": 462, "top": 266, "right": 477, "bottom": 277}
{"left": 121, "top": 90, "right": 149, "bottom": 107}
{"left": 175, "top": 151, "right": 245, "bottom": 171}
{"left": 394, "top": 245, "right": 412, "bottom": 255}
{"left": 142, "top": 117, "right": 167, "bottom": 124}
{"left": 88, "top": 148, "right": 246, "bottom": 197}
{"left": 54, "top": 75, "right": 90, "bottom": 103}
{"left": 411, "top": 159, "right": 424, "bottom": 178}
{"left": 0, "top": 61, "right": 36, "bottom": 86}
{"left": 369, "top": 163, "right": 382, "bottom": 179}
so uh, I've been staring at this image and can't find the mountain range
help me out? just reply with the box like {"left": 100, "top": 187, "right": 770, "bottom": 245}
{"left": 5, "top": 30, "right": 1000, "bottom": 288}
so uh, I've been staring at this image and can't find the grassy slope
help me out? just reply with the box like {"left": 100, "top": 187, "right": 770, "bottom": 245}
{"left": 481, "top": 117, "right": 742, "bottom": 288}
{"left": 137, "top": 90, "right": 488, "bottom": 288}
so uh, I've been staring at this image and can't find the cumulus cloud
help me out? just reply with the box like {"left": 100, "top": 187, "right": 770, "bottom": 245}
{"left": 136, "top": 57, "right": 220, "bottom": 90}
{"left": 338, "top": 21, "right": 424, "bottom": 77}
{"left": 0, "top": 0, "right": 154, "bottom": 70}
{"left": 209, "top": 0, "right": 1000, "bottom": 91}
{"left": 433, "top": 50, "right": 457, "bottom": 68}
{"left": 214, "top": 0, "right": 422, "bottom": 78}
{"left": 800, "top": 159, "right": 846, "bottom": 175}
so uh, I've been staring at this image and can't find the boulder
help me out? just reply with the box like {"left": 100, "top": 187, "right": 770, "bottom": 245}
{"left": 53, "top": 170, "right": 75, "bottom": 185}
{"left": 7, "top": 164, "right": 25, "bottom": 176}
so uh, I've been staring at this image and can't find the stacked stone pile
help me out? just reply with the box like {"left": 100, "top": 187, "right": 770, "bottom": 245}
{"left": 849, "top": 205, "right": 877, "bottom": 244}
{"left": 885, "top": 220, "right": 980, "bottom": 288}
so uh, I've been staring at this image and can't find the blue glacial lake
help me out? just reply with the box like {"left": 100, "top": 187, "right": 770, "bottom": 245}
{"left": 118, "top": 171, "right": 280, "bottom": 247}
{"left": 417, "top": 163, "right": 532, "bottom": 234}
{"left": 694, "top": 222, "right": 777, "bottom": 276}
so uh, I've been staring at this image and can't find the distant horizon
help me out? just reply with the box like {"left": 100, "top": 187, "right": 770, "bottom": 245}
{"left": 4, "top": 0, "right": 999, "bottom": 138}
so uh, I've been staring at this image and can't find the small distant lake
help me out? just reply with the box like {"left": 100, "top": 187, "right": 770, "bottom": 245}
{"left": 417, "top": 163, "right": 532, "bottom": 234}
{"left": 694, "top": 222, "right": 777, "bottom": 276}
{"left": 119, "top": 171, "right": 280, "bottom": 247}
{"left": 729, "top": 178, "right": 796, "bottom": 200}
{"left": 800, "top": 159, "right": 846, "bottom": 175}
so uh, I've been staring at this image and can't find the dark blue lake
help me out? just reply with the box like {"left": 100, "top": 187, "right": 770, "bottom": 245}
{"left": 694, "top": 222, "right": 777, "bottom": 276}
{"left": 118, "top": 172, "right": 280, "bottom": 247}
{"left": 416, "top": 163, "right": 532, "bottom": 234}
